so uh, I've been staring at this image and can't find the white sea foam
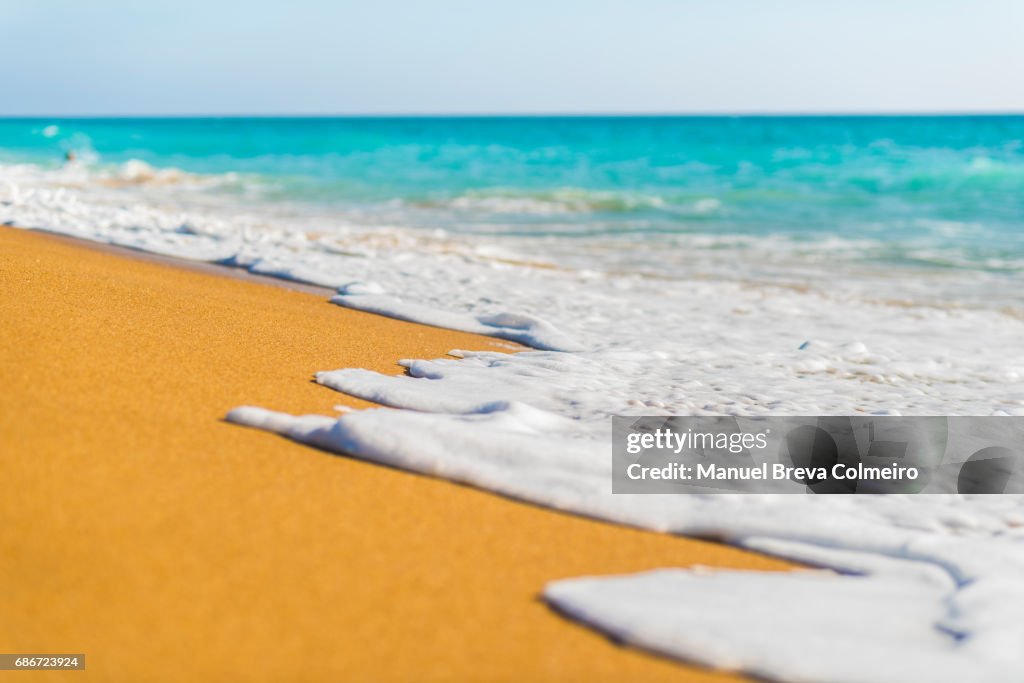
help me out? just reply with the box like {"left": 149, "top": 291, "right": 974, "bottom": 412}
{"left": 5, "top": 161, "right": 1024, "bottom": 681}
{"left": 227, "top": 398, "right": 1024, "bottom": 680}
{"left": 545, "top": 570, "right": 1020, "bottom": 683}
{"left": 426, "top": 188, "right": 669, "bottom": 215}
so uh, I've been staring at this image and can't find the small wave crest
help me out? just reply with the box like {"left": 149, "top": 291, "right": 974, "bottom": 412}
{"left": 413, "top": 188, "right": 696, "bottom": 216}
{"left": 111, "top": 159, "right": 193, "bottom": 185}
{"left": 0, "top": 157, "right": 241, "bottom": 192}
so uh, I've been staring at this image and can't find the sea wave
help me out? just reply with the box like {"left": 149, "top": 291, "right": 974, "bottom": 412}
{"left": 410, "top": 188, "right": 685, "bottom": 215}
{"left": 400, "top": 189, "right": 736, "bottom": 222}
{"left": 0, "top": 157, "right": 239, "bottom": 191}
{"left": 104, "top": 159, "right": 232, "bottom": 187}
{"left": 2, "top": 159, "right": 1020, "bottom": 300}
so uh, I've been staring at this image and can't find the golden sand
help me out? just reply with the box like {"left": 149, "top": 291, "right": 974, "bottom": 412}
{"left": 0, "top": 227, "right": 793, "bottom": 682}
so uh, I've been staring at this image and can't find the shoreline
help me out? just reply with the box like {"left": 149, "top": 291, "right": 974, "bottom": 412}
{"left": 14, "top": 226, "right": 338, "bottom": 296}
{"left": 0, "top": 226, "right": 795, "bottom": 682}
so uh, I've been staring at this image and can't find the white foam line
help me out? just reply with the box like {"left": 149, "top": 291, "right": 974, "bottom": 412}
{"left": 224, "top": 401, "right": 1024, "bottom": 681}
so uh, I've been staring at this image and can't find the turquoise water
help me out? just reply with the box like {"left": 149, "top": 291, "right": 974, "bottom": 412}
{"left": 2, "top": 116, "right": 1023, "bottom": 270}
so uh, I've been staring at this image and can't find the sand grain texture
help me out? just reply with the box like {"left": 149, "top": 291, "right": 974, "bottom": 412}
{"left": 0, "top": 227, "right": 793, "bottom": 682}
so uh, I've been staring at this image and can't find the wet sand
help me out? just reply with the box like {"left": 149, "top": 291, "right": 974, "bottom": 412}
{"left": 0, "top": 227, "right": 794, "bottom": 682}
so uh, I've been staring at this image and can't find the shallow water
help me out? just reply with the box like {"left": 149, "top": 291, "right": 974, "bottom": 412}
{"left": 3, "top": 116, "right": 1024, "bottom": 297}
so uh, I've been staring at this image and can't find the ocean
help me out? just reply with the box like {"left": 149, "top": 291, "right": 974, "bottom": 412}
{"left": 2, "top": 116, "right": 1023, "bottom": 298}
{"left": 3, "top": 116, "right": 1024, "bottom": 681}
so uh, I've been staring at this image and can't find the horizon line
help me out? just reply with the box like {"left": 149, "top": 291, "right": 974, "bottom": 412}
{"left": 2, "top": 110, "right": 1024, "bottom": 119}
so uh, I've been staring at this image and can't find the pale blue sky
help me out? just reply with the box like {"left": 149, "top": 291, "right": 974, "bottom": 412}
{"left": 1, "top": 0, "right": 1022, "bottom": 115}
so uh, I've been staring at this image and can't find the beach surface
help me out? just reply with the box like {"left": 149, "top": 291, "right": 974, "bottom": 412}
{"left": 0, "top": 227, "right": 794, "bottom": 682}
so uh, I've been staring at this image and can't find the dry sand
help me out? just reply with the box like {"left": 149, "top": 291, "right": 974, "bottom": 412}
{"left": 0, "top": 227, "right": 793, "bottom": 682}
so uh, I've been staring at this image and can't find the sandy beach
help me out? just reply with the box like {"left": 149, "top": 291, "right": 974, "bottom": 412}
{"left": 0, "top": 227, "right": 794, "bottom": 682}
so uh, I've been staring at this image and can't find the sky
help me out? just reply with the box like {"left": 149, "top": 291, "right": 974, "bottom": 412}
{"left": 1, "top": 0, "right": 1022, "bottom": 116}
